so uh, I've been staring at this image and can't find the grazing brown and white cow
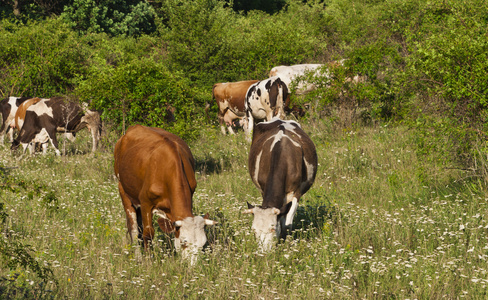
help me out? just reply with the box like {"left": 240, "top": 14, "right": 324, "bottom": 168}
{"left": 244, "top": 118, "right": 317, "bottom": 251}
{"left": 243, "top": 76, "right": 289, "bottom": 141}
{"left": 212, "top": 80, "right": 259, "bottom": 135}
{"left": 114, "top": 125, "right": 217, "bottom": 264}
{"left": 11, "top": 97, "right": 101, "bottom": 155}
{"left": 0, "top": 96, "right": 32, "bottom": 144}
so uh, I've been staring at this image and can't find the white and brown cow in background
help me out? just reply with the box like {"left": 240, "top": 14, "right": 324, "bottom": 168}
{"left": 270, "top": 61, "right": 366, "bottom": 94}
{"left": 0, "top": 96, "right": 32, "bottom": 144}
{"left": 244, "top": 118, "right": 317, "bottom": 252}
{"left": 114, "top": 125, "right": 217, "bottom": 264}
{"left": 211, "top": 80, "right": 259, "bottom": 135}
{"left": 11, "top": 97, "right": 101, "bottom": 155}
{"left": 269, "top": 64, "right": 324, "bottom": 95}
{"left": 243, "top": 76, "right": 289, "bottom": 141}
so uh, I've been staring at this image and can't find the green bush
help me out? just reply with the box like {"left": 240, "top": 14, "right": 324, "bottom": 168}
{"left": 0, "top": 18, "right": 90, "bottom": 97}
{"left": 61, "top": 0, "right": 157, "bottom": 36}
{"left": 74, "top": 35, "right": 204, "bottom": 141}
{"left": 401, "top": 0, "right": 488, "bottom": 171}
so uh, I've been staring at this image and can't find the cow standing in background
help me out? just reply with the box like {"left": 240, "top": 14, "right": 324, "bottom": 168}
{"left": 269, "top": 64, "right": 324, "bottom": 95}
{"left": 211, "top": 80, "right": 259, "bottom": 135}
{"left": 11, "top": 97, "right": 101, "bottom": 155}
{"left": 114, "top": 125, "right": 217, "bottom": 264}
{"left": 0, "top": 96, "right": 31, "bottom": 144}
{"left": 244, "top": 119, "right": 317, "bottom": 252}
{"left": 243, "top": 76, "right": 289, "bottom": 141}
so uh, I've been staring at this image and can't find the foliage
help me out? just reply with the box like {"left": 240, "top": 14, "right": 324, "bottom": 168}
{"left": 0, "top": 167, "right": 55, "bottom": 298}
{"left": 160, "top": 0, "right": 327, "bottom": 86}
{"left": 61, "top": 0, "right": 157, "bottom": 36}
{"left": 0, "top": 18, "right": 91, "bottom": 97}
{"left": 74, "top": 35, "right": 204, "bottom": 140}
{"left": 399, "top": 0, "right": 488, "bottom": 173}
{"left": 0, "top": 0, "right": 488, "bottom": 177}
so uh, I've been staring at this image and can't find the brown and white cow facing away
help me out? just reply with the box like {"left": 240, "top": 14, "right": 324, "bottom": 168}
{"left": 212, "top": 80, "right": 259, "bottom": 135}
{"left": 0, "top": 96, "right": 31, "bottom": 144}
{"left": 114, "top": 125, "right": 217, "bottom": 264}
{"left": 243, "top": 76, "right": 289, "bottom": 141}
{"left": 244, "top": 119, "right": 317, "bottom": 252}
{"left": 11, "top": 97, "right": 101, "bottom": 155}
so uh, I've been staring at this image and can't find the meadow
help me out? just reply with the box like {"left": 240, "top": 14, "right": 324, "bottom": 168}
{"left": 1, "top": 114, "right": 488, "bottom": 299}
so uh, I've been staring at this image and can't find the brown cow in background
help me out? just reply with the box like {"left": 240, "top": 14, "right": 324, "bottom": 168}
{"left": 211, "top": 80, "right": 259, "bottom": 135}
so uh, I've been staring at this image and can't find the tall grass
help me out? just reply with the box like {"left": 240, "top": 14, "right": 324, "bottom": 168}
{"left": 1, "top": 116, "right": 487, "bottom": 299}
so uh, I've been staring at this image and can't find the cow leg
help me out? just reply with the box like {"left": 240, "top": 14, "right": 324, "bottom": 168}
{"left": 140, "top": 203, "right": 155, "bottom": 251}
{"left": 244, "top": 114, "right": 254, "bottom": 142}
{"left": 118, "top": 182, "right": 140, "bottom": 242}
{"left": 64, "top": 132, "right": 76, "bottom": 142}
{"left": 21, "top": 142, "right": 32, "bottom": 155}
{"left": 41, "top": 143, "right": 48, "bottom": 154}
{"left": 282, "top": 196, "right": 299, "bottom": 239}
{"left": 7, "top": 128, "right": 14, "bottom": 143}
{"left": 220, "top": 125, "right": 227, "bottom": 135}
{"left": 0, "top": 127, "right": 5, "bottom": 145}
{"left": 223, "top": 111, "right": 238, "bottom": 135}
{"left": 118, "top": 182, "right": 143, "bottom": 260}
{"left": 44, "top": 127, "right": 61, "bottom": 156}
{"left": 227, "top": 124, "right": 235, "bottom": 135}
{"left": 90, "top": 125, "right": 99, "bottom": 153}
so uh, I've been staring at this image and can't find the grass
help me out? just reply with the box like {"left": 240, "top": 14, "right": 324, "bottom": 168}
{"left": 1, "top": 115, "right": 488, "bottom": 299}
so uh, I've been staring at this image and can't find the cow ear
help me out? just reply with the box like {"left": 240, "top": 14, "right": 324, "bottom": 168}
{"left": 204, "top": 219, "right": 218, "bottom": 226}
{"left": 157, "top": 217, "right": 175, "bottom": 233}
{"left": 279, "top": 202, "right": 293, "bottom": 217}
{"left": 203, "top": 213, "right": 218, "bottom": 226}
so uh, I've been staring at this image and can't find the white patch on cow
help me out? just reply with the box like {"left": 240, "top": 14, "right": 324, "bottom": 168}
{"left": 128, "top": 211, "right": 139, "bottom": 242}
{"left": 5, "top": 97, "right": 18, "bottom": 127}
{"left": 174, "top": 216, "right": 216, "bottom": 265}
{"left": 285, "top": 197, "right": 298, "bottom": 227}
{"left": 253, "top": 150, "right": 263, "bottom": 185}
{"left": 269, "top": 64, "right": 324, "bottom": 94}
{"left": 27, "top": 99, "right": 53, "bottom": 117}
{"left": 248, "top": 207, "right": 280, "bottom": 252}
{"left": 268, "top": 131, "right": 301, "bottom": 154}
{"left": 306, "top": 157, "right": 316, "bottom": 182}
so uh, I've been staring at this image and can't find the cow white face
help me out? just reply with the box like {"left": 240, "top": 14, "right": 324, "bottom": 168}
{"left": 244, "top": 207, "right": 281, "bottom": 252}
{"left": 174, "top": 216, "right": 217, "bottom": 265}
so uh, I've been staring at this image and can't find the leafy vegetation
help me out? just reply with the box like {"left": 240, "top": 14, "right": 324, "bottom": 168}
{"left": 1, "top": 0, "right": 488, "bottom": 297}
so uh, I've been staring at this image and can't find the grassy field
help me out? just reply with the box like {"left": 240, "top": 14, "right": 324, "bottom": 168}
{"left": 1, "top": 116, "right": 488, "bottom": 299}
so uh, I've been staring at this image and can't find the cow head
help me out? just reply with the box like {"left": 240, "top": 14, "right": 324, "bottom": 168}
{"left": 243, "top": 202, "right": 291, "bottom": 252}
{"left": 172, "top": 215, "right": 217, "bottom": 265}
